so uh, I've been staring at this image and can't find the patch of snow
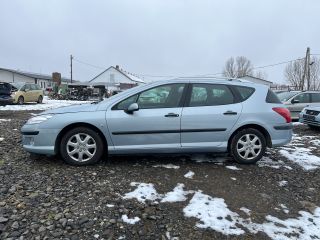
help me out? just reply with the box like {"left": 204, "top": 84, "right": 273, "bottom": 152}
{"left": 161, "top": 184, "right": 191, "bottom": 203}
{"left": 123, "top": 182, "right": 161, "bottom": 203}
{"left": 121, "top": 215, "right": 140, "bottom": 224}
{"left": 240, "top": 207, "right": 251, "bottom": 216}
{"left": 292, "top": 122, "right": 303, "bottom": 126}
{"left": 183, "top": 191, "right": 245, "bottom": 235}
{"left": 225, "top": 166, "right": 242, "bottom": 171}
{"left": 0, "top": 119, "right": 11, "bottom": 122}
{"left": 152, "top": 164, "right": 180, "bottom": 169}
{"left": 279, "top": 147, "right": 320, "bottom": 170}
{"left": 279, "top": 204, "right": 289, "bottom": 214}
{"left": 231, "top": 177, "right": 237, "bottom": 181}
{"left": 279, "top": 180, "right": 288, "bottom": 187}
{"left": 0, "top": 137, "right": 4, "bottom": 142}
{"left": 0, "top": 98, "right": 91, "bottom": 111}
{"left": 106, "top": 204, "right": 114, "bottom": 208}
{"left": 310, "top": 139, "right": 320, "bottom": 146}
{"left": 94, "top": 234, "right": 99, "bottom": 238}
{"left": 184, "top": 171, "right": 195, "bottom": 179}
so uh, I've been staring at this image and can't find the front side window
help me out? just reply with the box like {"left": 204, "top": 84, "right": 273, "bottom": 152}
{"left": 188, "top": 84, "right": 234, "bottom": 107}
{"left": 113, "top": 84, "right": 185, "bottom": 110}
{"left": 293, "top": 93, "right": 310, "bottom": 103}
{"left": 311, "top": 93, "right": 320, "bottom": 103}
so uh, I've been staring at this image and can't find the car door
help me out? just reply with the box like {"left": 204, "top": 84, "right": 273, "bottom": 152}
{"left": 107, "top": 83, "right": 186, "bottom": 152}
{"left": 288, "top": 93, "right": 311, "bottom": 119}
{"left": 23, "top": 84, "right": 32, "bottom": 102}
{"left": 181, "top": 83, "right": 242, "bottom": 149}
{"left": 310, "top": 93, "right": 320, "bottom": 106}
{"left": 29, "top": 84, "right": 37, "bottom": 101}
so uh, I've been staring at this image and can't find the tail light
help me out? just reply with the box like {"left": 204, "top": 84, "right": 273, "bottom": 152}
{"left": 272, "top": 107, "right": 292, "bottom": 123}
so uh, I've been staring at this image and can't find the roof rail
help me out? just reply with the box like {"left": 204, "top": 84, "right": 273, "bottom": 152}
{"left": 174, "top": 76, "right": 246, "bottom": 82}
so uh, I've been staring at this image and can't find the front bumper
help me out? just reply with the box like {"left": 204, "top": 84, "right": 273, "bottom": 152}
{"left": 21, "top": 124, "right": 60, "bottom": 155}
{"left": 0, "top": 96, "right": 13, "bottom": 105}
{"left": 299, "top": 112, "right": 320, "bottom": 126}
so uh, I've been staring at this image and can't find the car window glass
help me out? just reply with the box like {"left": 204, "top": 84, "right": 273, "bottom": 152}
{"left": 311, "top": 93, "right": 320, "bottom": 102}
{"left": 30, "top": 84, "right": 36, "bottom": 90}
{"left": 137, "top": 84, "right": 185, "bottom": 109}
{"left": 115, "top": 94, "right": 138, "bottom": 110}
{"left": 293, "top": 93, "right": 310, "bottom": 103}
{"left": 189, "top": 84, "right": 234, "bottom": 107}
{"left": 234, "top": 86, "right": 255, "bottom": 101}
{"left": 34, "top": 84, "right": 41, "bottom": 90}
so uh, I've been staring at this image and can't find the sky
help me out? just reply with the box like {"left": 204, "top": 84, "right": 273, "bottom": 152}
{"left": 0, "top": 0, "right": 319, "bottom": 84}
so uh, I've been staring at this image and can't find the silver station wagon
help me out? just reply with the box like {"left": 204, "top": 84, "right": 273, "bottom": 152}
{"left": 21, "top": 78, "right": 293, "bottom": 165}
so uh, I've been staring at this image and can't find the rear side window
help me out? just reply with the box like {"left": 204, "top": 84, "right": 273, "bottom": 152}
{"left": 266, "top": 89, "right": 282, "bottom": 103}
{"left": 311, "top": 93, "right": 320, "bottom": 103}
{"left": 188, "top": 84, "right": 234, "bottom": 107}
{"left": 233, "top": 86, "right": 255, "bottom": 102}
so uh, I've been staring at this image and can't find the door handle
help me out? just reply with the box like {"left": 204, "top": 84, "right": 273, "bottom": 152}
{"left": 165, "top": 113, "right": 179, "bottom": 117}
{"left": 223, "top": 111, "right": 237, "bottom": 115}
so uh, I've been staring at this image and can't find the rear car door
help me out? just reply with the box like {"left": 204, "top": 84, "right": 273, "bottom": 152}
{"left": 23, "top": 84, "right": 32, "bottom": 102}
{"left": 107, "top": 83, "right": 186, "bottom": 152}
{"left": 181, "top": 83, "right": 242, "bottom": 148}
{"left": 310, "top": 93, "right": 320, "bottom": 106}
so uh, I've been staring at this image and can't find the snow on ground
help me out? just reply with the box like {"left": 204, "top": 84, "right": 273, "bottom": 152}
{"left": 123, "top": 182, "right": 161, "bottom": 203}
{"left": 121, "top": 215, "right": 140, "bottom": 224}
{"left": 152, "top": 164, "right": 180, "bottom": 169}
{"left": 0, "top": 137, "right": 4, "bottom": 142}
{"left": 0, "top": 119, "right": 11, "bottom": 122}
{"left": 106, "top": 204, "right": 114, "bottom": 208}
{"left": 278, "top": 180, "right": 288, "bottom": 187}
{"left": 184, "top": 171, "right": 195, "bottom": 179}
{"left": 161, "top": 184, "right": 191, "bottom": 203}
{"left": 231, "top": 177, "right": 237, "bottom": 181}
{"left": 257, "top": 156, "right": 291, "bottom": 169}
{"left": 0, "top": 97, "right": 91, "bottom": 111}
{"left": 225, "top": 165, "right": 242, "bottom": 171}
{"left": 123, "top": 183, "right": 320, "bottom": 239}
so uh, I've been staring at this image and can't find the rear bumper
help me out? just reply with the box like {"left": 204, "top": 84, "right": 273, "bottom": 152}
{"left": 270, "top": 123, "right": 293, "bottom": 147}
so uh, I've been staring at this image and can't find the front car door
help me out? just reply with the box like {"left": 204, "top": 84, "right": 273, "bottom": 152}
{"left": 288, "top": 93, "right": 311, "bottom": 119}
{"left": 181, "top": 83, "right": 242, "bottom": 149}
{"left": 107, "top": 83, "right": 187, "bottom": 153}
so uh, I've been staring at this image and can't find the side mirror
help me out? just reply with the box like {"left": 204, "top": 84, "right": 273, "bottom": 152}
{"left": 291, "top": 99, "right": 299, "bottom": 104}
{"left": 125, "top": 103, "right": 139, "bottom": 114}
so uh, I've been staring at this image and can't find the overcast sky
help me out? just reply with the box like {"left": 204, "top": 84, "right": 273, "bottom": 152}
{"left": 0, "top": 0, "right": 319, "bottom": 83}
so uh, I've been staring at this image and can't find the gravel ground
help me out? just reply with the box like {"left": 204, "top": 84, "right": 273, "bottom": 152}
{"left": 1, "top": 111, "right": 320, "bottom": 240}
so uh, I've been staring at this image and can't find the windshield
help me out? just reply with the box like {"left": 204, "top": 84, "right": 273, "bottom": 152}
{"left": 11, "top": 82, "right": 25, "bottom": 90}
{"left": 277, "top": 92, "right": 299, "bottom": 102}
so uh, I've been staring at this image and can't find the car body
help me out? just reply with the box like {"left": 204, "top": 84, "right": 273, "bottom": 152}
{"left": 10, "top": 82, "right": 44, "bottom": 104}
{"left": 299, "top": 106, "right": 320, "bottom": 129}
{"left": 0, "top": 82, "right": 14, "bottom": 105}
{"left": 21, "top": 78, "right": 293, "bottom": 165}
{"left": 278, "top": 91, "right": 320, "bottom": 120}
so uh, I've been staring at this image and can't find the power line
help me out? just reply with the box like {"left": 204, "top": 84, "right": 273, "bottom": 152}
{"left": 73, "top": 58, "right": 105, "bottom": 70}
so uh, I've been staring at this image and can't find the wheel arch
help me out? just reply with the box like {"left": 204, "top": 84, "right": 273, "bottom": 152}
{"left": 227, "top": 124, "right": 272, "bottom": 151}
{"left": 54, "top": 122, "right": 108, "bottom": 155}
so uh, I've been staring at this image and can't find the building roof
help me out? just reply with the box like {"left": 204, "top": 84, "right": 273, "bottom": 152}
{"left": 0, "top": 67, "right": 73, "bottom": 82}
{"left": 240, "top": 75, "right": 273, "bottom": 84}
{"left": 89, "top": 66, "right": 145, "bottom": 84}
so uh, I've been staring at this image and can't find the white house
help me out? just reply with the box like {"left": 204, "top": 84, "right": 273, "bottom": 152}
{"left": 0, "top": 67, "right": 71, "bottom": 89}
{"left": 89, "top": 65, "right": 145, "bottom": 91}
{"left": 239, "top": 75, "right": 273, "bottom": 87}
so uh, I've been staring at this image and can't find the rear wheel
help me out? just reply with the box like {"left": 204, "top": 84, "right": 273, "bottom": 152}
{"left": 230, "top": 128, "right": 266, "bottom": 164}
{"left": 60, "top": 127, "right": 104, "bottom": 165}
{"left": 18, "top": 96, "right": 24, "bottom": 105}
{"left": 37, "top": 95, "right": 43, "bottom": 103}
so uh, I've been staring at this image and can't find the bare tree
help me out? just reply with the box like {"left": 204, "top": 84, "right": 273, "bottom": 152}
{"left": 284, "top": 57, "right": 320, "bottom": 90}
{"left": 254, "top": 71, "right": 268, "bottom": 80}
{"left": 223, "top": 56, "right": 253, "bottom": 78}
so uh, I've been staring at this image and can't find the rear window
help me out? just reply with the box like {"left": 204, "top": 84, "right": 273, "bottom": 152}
{"left": 266, "top": 89, "right": 282, "bottom": 103}
{"left": 233, "top": 86, "right": 255, "bottom": 101}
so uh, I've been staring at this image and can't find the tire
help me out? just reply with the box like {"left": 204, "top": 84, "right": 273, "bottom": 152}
{"left": 230, "top": 128, "right": 266, "bottom": 164}
{"left": 37, "top": 95, "right": 43, "bottom": 103}
{"left": 60, "top": 127, "right": 104, "bottom": 166}
{"left": 308, "top": 125, "right": 320, "bottom": 131}
{"left": 18, "top": 96, "right": 24, "bottom": 105}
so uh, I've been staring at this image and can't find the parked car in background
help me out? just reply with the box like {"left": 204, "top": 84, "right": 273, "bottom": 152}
{"left": 0, "top": 82, "right": 14, "bottom": 105}
{"left": 11, "top": 82, "right": 44, "bottom": 104}
{"left": 277, "top": 91, "right": 320, "bottom": 120}
{"left": 21, "top": 78, "right": 292, "bottom": 166}
{"left": 299, "top": 106, "right": 320, "bottom": 130}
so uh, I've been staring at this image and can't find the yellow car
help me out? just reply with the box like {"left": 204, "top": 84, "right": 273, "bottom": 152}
{"left": 11, "top": 82, "right": 44, "bottom": 104}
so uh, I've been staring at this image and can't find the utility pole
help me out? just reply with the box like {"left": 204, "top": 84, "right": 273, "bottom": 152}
{"left": 70, "top": 54, "right": 73, "bottom": 83}
{"left": 301, "top": 47, "right": 310, "bottom": 90}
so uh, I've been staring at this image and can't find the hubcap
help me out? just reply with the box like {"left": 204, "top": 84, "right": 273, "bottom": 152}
{"left": 236, "top": 134, "right": 262, "bottom": 160}
{"left": 66, "top": 133, "right": 97, "bottom": 162}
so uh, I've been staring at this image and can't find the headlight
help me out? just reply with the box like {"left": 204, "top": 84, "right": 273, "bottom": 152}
{"left": 26, "top": 115, "right": 53, "bottom": 125}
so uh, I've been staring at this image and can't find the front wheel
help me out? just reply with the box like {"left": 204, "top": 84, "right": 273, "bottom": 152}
{"left": 60, "top": 127, "right": 104, "bottom": 165}
{"left": 37, "top": 95, "right": 43, "bottom": 103}
{"left": 230, "top": 128, "right": 266, "bottom": 164}
{"left": 17, "top": 96, "right": 24, "bottom": 105}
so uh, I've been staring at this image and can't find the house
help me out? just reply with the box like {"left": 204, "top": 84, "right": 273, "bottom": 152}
{"left": 0, "top": 67, "right": 72, "bottom": 89}
{"left": 89, "top": 65, "right": 145, "bottom": 91}
{"left": 239, "top": 75, "right": 273, "bottom": 87}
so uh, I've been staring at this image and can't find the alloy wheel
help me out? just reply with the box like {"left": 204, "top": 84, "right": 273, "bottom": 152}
{"left": 66, "top": 133, "right": 97, "bottom": 162}
{"left": 236, "top": 134, "right": 262, "bottom": 160}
